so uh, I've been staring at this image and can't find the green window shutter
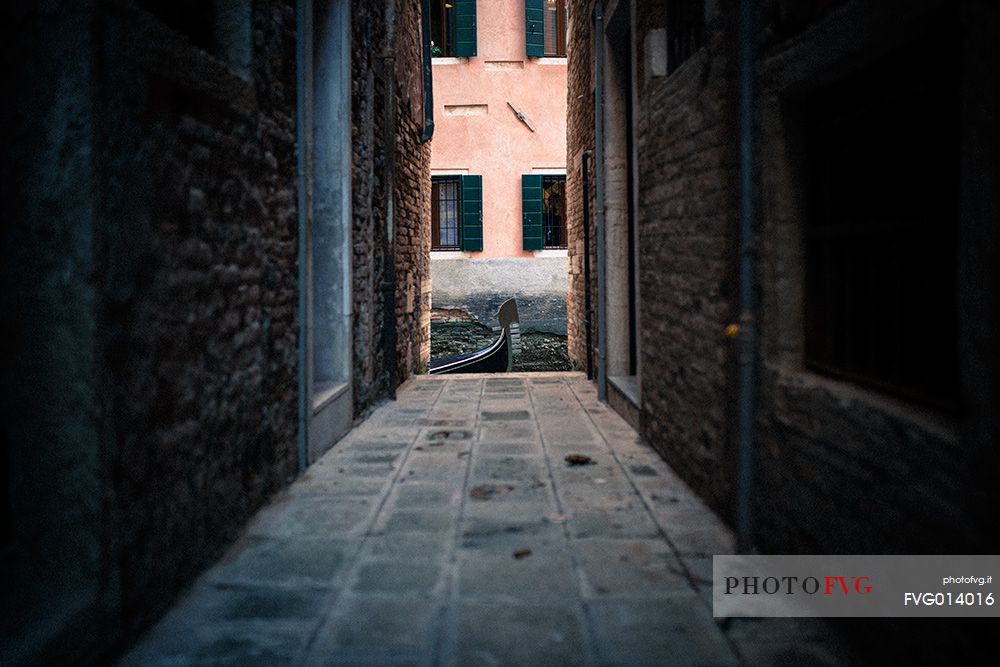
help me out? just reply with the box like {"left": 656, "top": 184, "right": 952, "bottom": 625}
{"left": 525, "top": 0, "right": 544, "bottom": 57}
{"left": 522, "top": 174, "right": 543, "bottom": 251}
{"left": 455, "top": 0, "right": 477, "bottom": 58}
{"left": 461, "top": 175, "right": 483, "bottom": 252}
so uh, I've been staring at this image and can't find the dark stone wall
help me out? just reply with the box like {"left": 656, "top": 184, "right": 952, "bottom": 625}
{"left": 565, "top": 0, "right": 597, "bottom": 375}
{"left": 566, "top": 0, "right": 999, "bottom": 556}
{"left": 567, "top": 0, "right": 742, "bottom": 508}
{"left": 350, "top": 2, "right": 386, "bottom": 409}
{"left": 632, "top": 0, "right": 741, "bottom": 514}
{"left": 752, "top": 0, "right": 999, "bottom": 557}
{"left": 0, "top": 0, "right": 431, "bottom": 663}
{"left": 391, "top": 0, "right": 433, "bottom": 382}
{"left": 2, "top": 2, "right": 301, "bottom": 662}
{"left": 1, "top": 2, "right": 106, "bottom": 663}
{"left": 100, "top": 3, "right": 301, "bottom": 643}
{"left": 351, "top": 0, "right": 431, "bottom": 409}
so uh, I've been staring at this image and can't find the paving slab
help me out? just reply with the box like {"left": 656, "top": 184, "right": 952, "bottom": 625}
{"left": 470, "top": 454, "right": 547, "bottom": 482}
{"left": 387, "top": 482, "right": 461, "bottom": 509}
{"left": 477, "top": 420, "right": 541, "bottom": 444}
{"left": 126, "top": 624, "right": 309, "bottom": 667}
{"left": 352, "top": 560, "right": 444, "bottom": 595}
{"left": 359, "top": 532, "right": 450, "bottom": 562}
{"left": 475, "top": 440, "right": 543, "bottom": 455}
{"left": 123, "top": 372, "right": 852, "bottom": 666}
{"left": 446, "top": 603, "right": 587, "bottom": 667}
{"left": 587, "top": 596, "right": 740, "bottom": 666}
{"left": 458, "top": 522, "right": 567, "bottom": 556}
{"left": 375, "top": 508, "right": 456, "bottom": 535}
{"left": 246, "top": 495, "right": 376, "bottom": 539}
{"left": 205, "top": 537, "right": 353, "bottom": 589}
{"left": 575, "top": 538, "right": 691, "bottom": 598}
{"left": 566, "top": 508, "right": 662, "bottom": 540}
{"left": 456, "top": 549, "right": 578, "bottom": 602}
{"left": 285, "top": 472, "right": 387, "bottom": 498}
{"left": 304, "top": 597, "right": 439, "bottom": 664}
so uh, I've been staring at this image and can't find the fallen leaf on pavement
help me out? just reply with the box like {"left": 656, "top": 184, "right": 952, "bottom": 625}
{"left": 564, "top": 454, "right": 595, "bottom": 466}
{"left": 470, "top": 484, "right": 515, "bottom": 500}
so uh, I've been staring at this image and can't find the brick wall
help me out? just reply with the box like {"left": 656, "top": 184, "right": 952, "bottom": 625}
{"left": 101, "top": 5, "right": 301, "bottom": 642}
{"left": 567, "top": 0, "right": 741, "bottom": 510}
{"left": 351, "top": 3, "right": 386, "bottom": 410}
{"left": 351, "top": 0, "right": 431, "bottom": 411}
{"left": 567, "top": 0, "right": 999, "bottom": 559}
{"left": 392, "top": 0, "right": 433, "bottom": 381}
{"left": 752, "top": 0, "right": 999, "bottom": 556}
{"left": 633, "top": 0, "right": 742, "bottom": 514}
{"left": 1, "top": 0, "right": 431, "bottom": 662}
{"left": 566, "top": 0, "right": 597, "bottom": 375}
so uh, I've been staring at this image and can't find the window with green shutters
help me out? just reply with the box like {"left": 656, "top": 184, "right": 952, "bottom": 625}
{"left": 541, "top": 175, "right": 567, "bottom": 248}
{"left": 522, "top": 175, "right": 566, "bottom": 250}
{"left": 526, "top": 0, "right": 566, "bottom": 57}
{"left": 454, "top": 0, "right": 477, "bottom": 58}
{"left": 429, "top": 0, "right": 456, "bottom": 57}
{"left": 431, "top": 176, "right": 461, "bottom": 250}
{"left": 521, "top": 174, "right": 544, "bottom": 250}
{"left": 460, "top": 175, "right": 483, "bottom": 252}
{"left": 525, "top": 0, "right": 544, "bottom": 57}
{"left": 431, "top": 0, "right": 476, "bottom": 57}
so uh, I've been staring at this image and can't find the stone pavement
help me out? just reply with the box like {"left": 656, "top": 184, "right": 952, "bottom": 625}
{"left": 122, "top": 373, "right": 853, "bottom": 666}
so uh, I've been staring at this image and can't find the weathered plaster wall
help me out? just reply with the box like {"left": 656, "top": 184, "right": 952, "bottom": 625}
{"left": 430, "top": 0, "right": 568, "bottom": 259}
{"left": 431, "top": 256, "right": 569, "bottom": 333}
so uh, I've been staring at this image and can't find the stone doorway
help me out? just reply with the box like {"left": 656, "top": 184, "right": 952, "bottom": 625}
{"left": 299, "top": 0, "right": 353, "bottom": 466}
{"left": 602, "top": 0, "right": 641, "bottom": 409}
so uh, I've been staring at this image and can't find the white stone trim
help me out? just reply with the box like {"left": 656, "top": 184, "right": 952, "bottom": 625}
{"left": 430, "top": 250, "right": 473, "bottom": 260}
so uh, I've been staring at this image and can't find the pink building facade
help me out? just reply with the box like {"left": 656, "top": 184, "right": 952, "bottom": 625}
{"left": 429, "top": 0, "right": 570, "bottom": 333}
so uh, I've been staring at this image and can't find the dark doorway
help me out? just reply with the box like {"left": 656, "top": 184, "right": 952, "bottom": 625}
{"left": 603, "top": 1, "right": 640, "bottom": 388}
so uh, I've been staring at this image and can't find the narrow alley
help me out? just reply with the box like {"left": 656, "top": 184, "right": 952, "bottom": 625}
{"left": 4, "top": 0, "right": 998, "bottom": 664}
{"left": 123, "top": 373, "right": 847, "bottom": 665}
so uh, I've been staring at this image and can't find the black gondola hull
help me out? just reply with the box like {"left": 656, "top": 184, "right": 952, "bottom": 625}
{"left": 428, "top": 330, "right": 511, "bottom": 375}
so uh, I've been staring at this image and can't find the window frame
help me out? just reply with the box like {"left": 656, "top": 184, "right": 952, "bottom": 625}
{"left": 665, "top": 0, "right": 704, "bottom": 74}
{"left": 800, "top": 38, "right": 960, "bottom": 413}
{"left": 543, "top": 0, "right": 567, "bottom": 57}
{"left": 541, "top": 175, "right": 567, "bottom": 249}
{"left": 431, "top": 175, "right": 463, "bottom": 251}
{"left": 430, "top": 0, "right": 457, "bottom": 57}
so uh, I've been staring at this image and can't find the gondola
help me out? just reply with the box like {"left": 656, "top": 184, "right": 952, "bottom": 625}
{"left": 429, "top": 298, "right": 520, "bottom": 375}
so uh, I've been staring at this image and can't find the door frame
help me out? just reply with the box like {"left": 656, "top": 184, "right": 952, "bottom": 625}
{"left": 297, "top": 0, "right": 353, "bottom": 471}
{"left": 602, "top": 0, "right": 640, "bottom": 388}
